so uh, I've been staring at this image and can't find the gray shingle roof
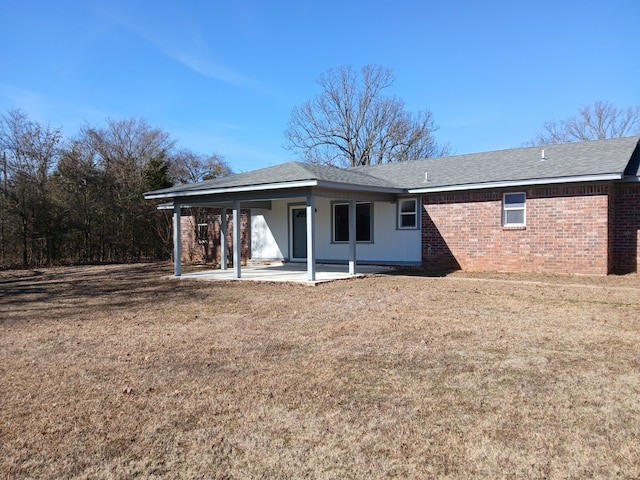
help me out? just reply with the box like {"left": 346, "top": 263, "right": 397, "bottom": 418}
{"left": 146, "top": 161, "right": 394, "bottom": 197}
{"left": 145, "top": 136, "right": 640, "bottom": 198}
{"left": 356, "top": 136, "right": 640, "bottom": 190}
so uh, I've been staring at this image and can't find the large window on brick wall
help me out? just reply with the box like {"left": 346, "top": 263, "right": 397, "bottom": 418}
{"left": 503, "top": 192, "right": 526, "bottom": 227}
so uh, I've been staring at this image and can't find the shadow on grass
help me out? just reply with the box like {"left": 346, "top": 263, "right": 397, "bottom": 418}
{"left": 0, "top": 263, "right": 192, "bottom": 323}
{"left": 383, "top": 267, "right": 461, "bottom": 278}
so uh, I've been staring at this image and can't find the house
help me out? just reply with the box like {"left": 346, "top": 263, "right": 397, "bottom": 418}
{"left": 144, "top": 136, "right": 640, "bottom": 279}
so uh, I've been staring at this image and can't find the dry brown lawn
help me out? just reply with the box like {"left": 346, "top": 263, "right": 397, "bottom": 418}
{"left": 1, "top": 263, "right": 639, "bottom": 479}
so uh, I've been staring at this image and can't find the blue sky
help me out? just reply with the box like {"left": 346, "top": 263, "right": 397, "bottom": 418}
{"left": 1, "top": 0, "right": 638, "bottom": 172}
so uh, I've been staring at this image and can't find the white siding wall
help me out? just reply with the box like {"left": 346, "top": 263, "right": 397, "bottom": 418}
{"left": 251, "top": 197, "right": 421, "bottom": 265}
{"left": 251, "top": 200, "right": 290, "bottom": 260}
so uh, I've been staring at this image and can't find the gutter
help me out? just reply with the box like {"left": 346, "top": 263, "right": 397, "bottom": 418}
{"left": 144, "top": 179, "right": 405, "bottom": 200}
{"left": 144, "top": 179, "right": 319, "bottom": 200}
{"left": 620, "top": 175, "right": 640, "bottom": 183}
{"left": 408, "top": 173, "right": 623, "bottom": 194}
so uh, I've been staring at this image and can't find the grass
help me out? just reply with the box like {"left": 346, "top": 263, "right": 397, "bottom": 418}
{"left": 1, "top": 263, "right": 639, "bottom": 479}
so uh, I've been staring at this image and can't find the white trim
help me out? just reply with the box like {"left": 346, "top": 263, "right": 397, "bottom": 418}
{"left": 409, "top": 173, "right": 623, "bottom": 194}
{"left": 197, "top": 223, "right": 208, "bottom": 244}
{"left": 306, "top": 196, "right": 316, "bottom": 281}
{"left": 145, "top": 179, "right": 404, "bottom": 200}
{"left": 503, "top": 192, "right": 526, "bottom": 227}
{"left": 145, "top": 180, "right": 318, "bottom": 199}
{"left": 148, "top": 173, "right": 628, "bottom": 200}
{"left": 348, "top": 200, "right": 356, "bottom": 275}
{"left": 397, "top": 197, "right": 419, "bottom": 229}
{"left": 315, "top": 180, "right": 404, "bottom": 194}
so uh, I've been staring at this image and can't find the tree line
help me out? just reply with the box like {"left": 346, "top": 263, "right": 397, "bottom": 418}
{"left": 0, "top": 109, "right": 231, "bottom": 268}
{"left": 3, "top": 63, "right": 638, "bottom": 268}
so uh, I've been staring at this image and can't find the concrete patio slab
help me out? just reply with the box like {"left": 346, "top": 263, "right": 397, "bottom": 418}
{"left": 166, "top": 263, "right": 395, "bottom": 285}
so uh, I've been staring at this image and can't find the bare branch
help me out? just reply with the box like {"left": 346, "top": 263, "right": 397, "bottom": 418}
{"left": 526, "top": 101, "right": 640, "bottom": 146}
{"left": 284, "top": 65, "right": 448, "bottom": 167}
{"left": 169, "top": 149, "right": 232, "bottom": 184}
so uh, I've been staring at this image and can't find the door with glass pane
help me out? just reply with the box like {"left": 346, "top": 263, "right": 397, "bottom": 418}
{"left": 290, "top": 207, "right": 307, "bottom": 260}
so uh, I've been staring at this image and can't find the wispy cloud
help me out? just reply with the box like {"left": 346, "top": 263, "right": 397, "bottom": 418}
{"left": 0, "top": 84, "right": 44, "bottom": 115}
{"left": 98, "top": 4, "right": 256, "bottom": 90}
{"left": 162, "top": 48, "right": 254, "bottom": 89}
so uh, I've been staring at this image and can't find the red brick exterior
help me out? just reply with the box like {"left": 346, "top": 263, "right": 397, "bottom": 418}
{"left": 175, "top": 183, "right": 640, "bottom": 274}
{"left": 180, "top": 208, "right": 250, "bottom": 265}
{"left": 421, "top": 184, "right": 633, "bottom": 275}
{"left": 610, "top": 184, "right": 640, "bottom": 274}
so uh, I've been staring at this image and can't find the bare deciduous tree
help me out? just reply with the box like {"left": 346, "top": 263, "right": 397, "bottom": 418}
{"left": 0, "top": 109, "right": 235, "bottom": 267}
{"left": 527, "top": 101, "right": 640, "bottom": 146}
{"left": 51, "top": 139, "right": 102, "bottom": 261}
{"left": 0, "top": 109, "right": 62, "bottom": 265}
{"left": 169, "top": 149, "right": 232, "bottom": 185}
{"left": 82, "top": 118, "right": 176, "bottom": 261}
{"left": 168, "top": 149, "right": 233, "bottom": 263}
{"left": 284, "top": 65, "right": 450, "bottom": 167}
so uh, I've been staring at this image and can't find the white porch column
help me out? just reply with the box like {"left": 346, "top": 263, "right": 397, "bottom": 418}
{"left": 306, "top": 195, "right": 316, "bottom": 281}
{"left": 172, "top": 201, "right": 182, "bottom": 276}
{"left": 348, "top": 200, "right": 357, "bottom": 275}
{"left": 220, "top": 207, "right": 227, "bottom": 270}
{"left": 232, "top": 201, "right": 241, "bottom": 279}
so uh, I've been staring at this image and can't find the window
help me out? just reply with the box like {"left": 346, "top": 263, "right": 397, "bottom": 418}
{"left": 197, "top": 223, "right": 208, "bottom": 244}
{"left": 333, "top": 202, "right": 372, "bottom": 242}
{"left": 503, "top": 193, "right": 526, "bottom": 226}
{"left": 398, "top": 198, "right": 418, "bottom": 229}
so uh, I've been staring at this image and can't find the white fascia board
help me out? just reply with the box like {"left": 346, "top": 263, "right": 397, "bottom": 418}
{"left": 408, "top": 173, "right": 623, "bottom": 194}
{"left": 315, "top": 180, "right": 405, "bottom": 194}
{"left": 145, "top": 179, "right": 405, "bottom": 200}
{"left": 144, "top": 179, "right": 319, "bottom": 200}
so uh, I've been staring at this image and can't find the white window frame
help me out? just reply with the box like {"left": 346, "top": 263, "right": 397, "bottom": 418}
{"left": 197, "top": 223, "right": 208, "bottom": 244}
{"left": 397, "top": 198, "right": 419, "bottom": 229}
{"left": 502, "top": 192, "right": 526, "bottom": 227}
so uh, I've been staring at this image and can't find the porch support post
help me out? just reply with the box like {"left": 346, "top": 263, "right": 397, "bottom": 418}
{"left": 306, "top": 195, "right": 316, "bottom": 281}
{"left": 232, "top": 201, "right": 241, "bottom": 279}
{"left": 172, "top": 201, "right": 182, "bottom": 276}
{"left": 348, "top": 200, "right": 357, "bottom": 275}
{"left": 220, "top": 207, "right": 227, "bottom": 270}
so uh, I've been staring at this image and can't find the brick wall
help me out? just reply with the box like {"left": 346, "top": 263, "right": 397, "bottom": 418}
{"left": 422, "top": 185, "right": 612, "bottom": 274}
{"left": 179, "top": 208, "right": 250, "bottom": 265}
{"left": 610, "top": 184, "right": 640, "bottom": 274}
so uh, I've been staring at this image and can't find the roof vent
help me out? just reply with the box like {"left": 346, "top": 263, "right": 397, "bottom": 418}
{"left": 424, "top": 171, "right": 428, "bottom": 182}
{"left": 541, "top": 149, "right": 546, "bottom": 161}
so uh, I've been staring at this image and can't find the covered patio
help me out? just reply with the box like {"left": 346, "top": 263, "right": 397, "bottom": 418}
{"left": 167, "top": 262, "right": 394, "bottom": 285}
{"left": 145, "top": 162, "right": 406, "bottom": 283}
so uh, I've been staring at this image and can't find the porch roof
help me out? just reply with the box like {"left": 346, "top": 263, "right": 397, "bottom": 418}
{"left": 144, "top": 161, "right": 404, "bottom": 200}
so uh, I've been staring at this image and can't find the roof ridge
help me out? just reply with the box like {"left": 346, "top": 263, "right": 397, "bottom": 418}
{"left": 145, "top": 136, "right": 640, "bottom": 198}
{"left": 415, "top": 135, "right": 640, "bottom": 163}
